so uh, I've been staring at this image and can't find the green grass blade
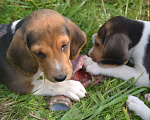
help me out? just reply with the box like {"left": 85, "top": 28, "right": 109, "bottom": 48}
{"left": 101, "top": 85, "right": 133, "bottom": 105}
{"left": 104, "top": 77, "right": 135, "bottom": 96}
{"left": 123, "top": 107, "right": 130, "bottom": 120}
{"left": 67, "top": 0, "right": 87, "bottom": 18}
{"left": 96, "top": 91, "right": 105, "bottom": 102}
{"left": 89, "top": 94, "right": 101, "bottom": 105}
{"left": 86, "top": 75, "right": 95, "bottom": 89}
{"left": 7, "top": 0, "right": 29, "bottom": 5}
{"left": 61, "top": 0, "right": 71, "bottom": 14}
{"left": 89, "top": 87, "right": 146, "bottom": 119}
{"left": 54, "top": 0, "right": 62, "bottom": 10}
{"left": 130, "top": 88, "right": 147, "bottom": 96}
{"left": 61, "top": 103, "right": 81, "bottom": 120}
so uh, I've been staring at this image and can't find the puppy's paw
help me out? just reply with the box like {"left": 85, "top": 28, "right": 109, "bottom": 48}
{"left": 84, "top": 57, "right": 101, "bottom": 75}
{"left": 127, "top": 95, "right": 145, "bottom": 106}
{"left": 127, "top": 95, "right": 150, "bottom": 119}
{"left": 55, "top": 80, "right": 86, "bottom": 101}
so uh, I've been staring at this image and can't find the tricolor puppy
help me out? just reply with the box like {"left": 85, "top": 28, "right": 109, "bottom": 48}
{"left": 0, "top": 9, "right": 87, "bottom": 101}
{"left": 84, "top": 16, "right": 150, "bottom": 119}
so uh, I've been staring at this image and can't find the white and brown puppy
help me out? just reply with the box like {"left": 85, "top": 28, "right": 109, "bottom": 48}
{"left": 0, "top": 9, "right": 87, "bottom": 101}
{"left": 84, "top": 16, "right": 150, "bottom": 119}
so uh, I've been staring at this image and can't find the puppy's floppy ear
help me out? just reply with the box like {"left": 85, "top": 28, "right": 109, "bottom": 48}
{"left": 67, "top": 19, "right": 87, "bottom": 60}
{"left": 6, "top": 29, "right": 38, "bottom": 76}
{"left": 98, "top": 34, "right": 131, "bottom": 67}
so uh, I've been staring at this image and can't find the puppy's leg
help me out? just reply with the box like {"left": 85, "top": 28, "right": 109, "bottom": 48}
{"left": 127, "top": 95, "right": 150, "bottom": 120}
{"left": 31, "top": 79, "right": 86, "bottom": 101}
{"left": 84, "top": 57, "right": 150, "bottom": 87}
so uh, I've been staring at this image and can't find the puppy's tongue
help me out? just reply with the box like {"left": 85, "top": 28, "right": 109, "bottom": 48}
{"left": 71, "top": 55, "right": 107, "bottom": 88}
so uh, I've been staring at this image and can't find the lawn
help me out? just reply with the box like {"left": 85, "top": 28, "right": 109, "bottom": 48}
{"left": 0, "top": 0, "right": 150, "bottom": 119}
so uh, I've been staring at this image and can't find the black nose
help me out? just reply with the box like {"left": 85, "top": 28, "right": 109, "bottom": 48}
{"left": 54, "top": 74, "right": 67, "bottom": 82}
{"left": 86, "top": 53, "right": 89, "bottom": 57}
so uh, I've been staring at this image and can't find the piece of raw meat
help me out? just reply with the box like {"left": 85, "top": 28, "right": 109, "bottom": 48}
{"left": 47, "top": 55, "right": 107, "bottom": 111}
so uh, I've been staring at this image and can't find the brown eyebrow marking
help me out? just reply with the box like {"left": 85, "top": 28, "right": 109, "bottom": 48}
{"left": 64, "top": 26, "right": 70, "bottom": 37}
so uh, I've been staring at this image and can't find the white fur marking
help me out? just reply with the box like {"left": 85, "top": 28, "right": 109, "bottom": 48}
{"left": 86, "top": 20, "right": 150, "bottom": 87}
{"left": 88, "top": 46, "right": 94, "bottom": 56}
{"left": 88, "top": 33, "right": 96, "bottom": 56}
{"left": 86, "top": 21, "right": 150, "bottom": 119}
{"left": 130, "top": 21, "right": 150, "bottom": 71}
{"left": 31, "top": 79, "right": 86, "bottom": 101}
{"left": 55, "top": 59, "right": 61, "bottom": 71}
{"left": 127, "top": 95, "right": 150, "bottom": 120}
{"left": 11, "top": 20, "right": 21, "bottom": 35}
{"left": 32, "top": 68, "right": 43, "bottom": 81}
{"left": 91, "top": 33, "right": 97, "bottom": 45}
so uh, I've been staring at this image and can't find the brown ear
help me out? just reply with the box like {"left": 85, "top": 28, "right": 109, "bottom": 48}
{"left": 68, "top": 20, "right": 87, "bottom": 60}
{"left": 98, "top": 34, "right": 131, "bottom": 67}
{"left": 6, "top": 29, "right": 38, "bottom": 76}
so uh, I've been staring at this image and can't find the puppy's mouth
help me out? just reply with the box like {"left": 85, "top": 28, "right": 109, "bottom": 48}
{"left": 44, "top": 55, "right": 107, "bottom": 88}
{"left": 98, "top": 58, "right": 128, "bottom": 68}
{"left": 45, "top": 55, "right": 86, "bottom": 83}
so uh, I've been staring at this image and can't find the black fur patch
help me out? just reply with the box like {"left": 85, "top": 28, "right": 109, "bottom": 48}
{"left": 98, "top": 58, "right": 123, "bottom": 66}
{"left": 96, "top": 16, "right": 144, "bottom": 66}
{"left": 97, "top": 16, "right": 144, "bottom": 49}
{"left": 143, "top": 35, "right": 150, "bottom": 79}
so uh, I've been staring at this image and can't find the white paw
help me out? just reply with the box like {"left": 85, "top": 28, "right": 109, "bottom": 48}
{"left": 55, "top": 80, "right": 86, "bottom": 101}
{"left": 84, "top": 57, "right": 101, "bottom": 75}
{"left": 127, "top": 95, "right": 150, "bottom": 120}
{"left": 127, "top": 95, "right": 145, "bottom": 106}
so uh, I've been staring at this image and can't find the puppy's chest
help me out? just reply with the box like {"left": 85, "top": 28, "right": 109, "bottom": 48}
{"left": 129, "top": 22, "right": 150, "bottom": 75}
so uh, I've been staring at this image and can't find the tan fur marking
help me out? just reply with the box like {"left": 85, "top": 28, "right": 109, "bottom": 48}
{"left": 89, "top": 35, "right": 103, "bottom": 62}
{"left": 5, "top": 9, "right": 86, "bottom": 95}
{"left": 31, "top": 35, "right": 72, "bottom": 82}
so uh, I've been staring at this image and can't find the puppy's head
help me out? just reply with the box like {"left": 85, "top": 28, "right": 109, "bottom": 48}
{"left": 6, "top": 9, "right": 86, "bottom": 82}
{"left": 89, "top": 16, "right": 131, "bottom": 67}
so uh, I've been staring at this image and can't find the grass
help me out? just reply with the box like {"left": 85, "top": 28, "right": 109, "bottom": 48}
{"left": 0, "top": 0, "right": 150, "bottom": 119}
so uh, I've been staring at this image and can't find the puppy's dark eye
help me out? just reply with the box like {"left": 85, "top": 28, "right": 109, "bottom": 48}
{"left": 95, "top": 43, "right": 99, "bottom": 47}
{"left": 62, "top": 43, "right": 69, "bottom": 52}
{"left": 35, "top": 52, "right": 46, "bottom": 59}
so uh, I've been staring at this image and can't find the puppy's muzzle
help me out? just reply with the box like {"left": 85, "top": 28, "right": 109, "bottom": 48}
{"left": 54, "top": 74, "right": 67, "bottom": 82}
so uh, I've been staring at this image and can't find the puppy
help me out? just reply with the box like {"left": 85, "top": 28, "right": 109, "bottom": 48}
{"left": 0, "top": 9, "right": 87, "bottom": 101}
{"left": 84, "top": 16, "right": 150, "bottom": 119}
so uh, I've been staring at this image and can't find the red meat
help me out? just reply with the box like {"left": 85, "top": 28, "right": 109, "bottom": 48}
{"left": 71, "top": 55, "right": 107, "bottom": 88}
